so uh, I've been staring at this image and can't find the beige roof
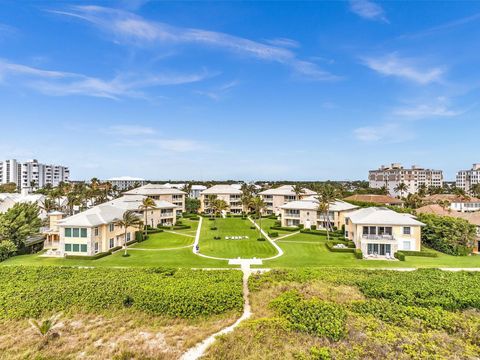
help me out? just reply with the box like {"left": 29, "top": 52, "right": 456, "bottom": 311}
{"left": 347, "top": 207, "right": 424, "bottom": 226}
{"left": 423, "top": 194, "right": 480, "bottom": 204}
{"left": 343, "top": 194, "right": 404, "bottom": 205}
{"left": 259, "top": 185, "right": 316, "bottom": 196}
{"left": 124, "top": 183, "right": 186, "bottom": 196}
{"left": 201, "top": 184, "right": 242, "bottom": 195}
{"left": 280, "top": 197, "right": 358, "bottom": 212}
{"left": 58, "top": 195, "right": 177, "bottom": 227}
{"left": 416, "top": 204, "right": 480, "bottom": 226}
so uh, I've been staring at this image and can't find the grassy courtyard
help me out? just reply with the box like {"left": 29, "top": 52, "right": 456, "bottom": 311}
{"left": 198, "top": 217, "right": 278, "bottom": 259}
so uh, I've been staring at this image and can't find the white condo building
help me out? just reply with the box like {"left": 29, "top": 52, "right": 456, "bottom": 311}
{"left": 106, "top": 177, "right": 146, "bottom": 191}
{"left": 369, "top": 163, "right": 443, "bottom": 196}
{"left": 456, "top": 164, "right": 480, "bottom": 194}
{"left": 0, "top": 159, "right": 69, "bottom": 192}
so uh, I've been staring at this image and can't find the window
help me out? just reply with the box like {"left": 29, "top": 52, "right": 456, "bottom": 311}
{"left": 403, "top": 241, "right": 411, "bottom": 250}
{"left": 109, "top": 238, "right": 115, "bottom": 248}
{"left": 80, "top": 244, "right": 87, "bottom": 252}
{"left": 94, "top": 227, "right": 99, "bottom": 236}
{"left": 65, "top": 228, "right": 72, "bottom": 237}
{"left": 94, "top": 242, "right": 99, "bottom": 253}
{"left": 403, "top": 227, "right": 411, "bottom": 235}
{"left": 126, "top": 232, "right": 131, "bottom": 241}
{"left": 72, "top": 244, "right": 80, "bottom": 252}
{"left": 109, "top": 223, "right": 115, "bottom": 232}
{"left": 80, "top": 228, "right": 87, "bottom": 238}
{"left": 65, "top": 243, "right": 72, "bottom": 251}
{"left": 72, "top": 228, "right": 79, "bottom": 237}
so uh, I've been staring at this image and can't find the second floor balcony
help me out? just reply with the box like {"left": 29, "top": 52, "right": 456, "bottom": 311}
{"left": 361, "top": 234, "right": 396, "bottom": 241}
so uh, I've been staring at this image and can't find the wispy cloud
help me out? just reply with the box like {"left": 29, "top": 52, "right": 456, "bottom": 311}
{"left": 354, "top": 123, "right": 414, "bottom": 143}
{"left": 195, "top": 80, "right": 239, "bottom": 101}
{"left": 0, "top": 58, "right": 211, "bottom": 99}
{"left": 109, "top": 125, "right": 156, "bottom": 135}
{"left": 265, "top": 38, "right": 300, "bottom": 48}
{"left": 393, "top": 97, "right": 467, "bottom": 119}
{"left": 0, "top": 23, "right": 17, "bottom": 40}
{"left": 399, "top": 12, "right": 480, "bottom": 39}
{"left": 50, "top": 5, "right": 338, "bottom": 81}
{"left": 362, "top": 53, "right": 444, "bottom": 84}
{"left": 349, "top": 0, "right": 388, "bottom": 23}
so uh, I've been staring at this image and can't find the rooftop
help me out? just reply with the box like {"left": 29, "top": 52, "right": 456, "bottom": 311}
{"left": 259, "top": 185, "right": 315, "bottom": 196}
{"left": 416, "top": 204, "right": 480, "bottom": 226}
{"left": 346, "top": 207, "right": 424, "bottom": 226}
{"left": 201, "top": 184, "right": 243, "bottom": 195}
{"left": 280, "top": 197, "right": 358, "bottom": 212}
{"left": 423, "top": 194, "right": 480, "bottom": 204}
{"left": 124, "top": 183, "right": 186, "bottom": 196}
{"left": 343, "top": 194, "right": 404, "bottom": 205}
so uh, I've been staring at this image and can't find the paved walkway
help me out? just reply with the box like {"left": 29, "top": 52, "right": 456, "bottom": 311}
{"left": 247, "top": 217, "right": 284, "bottom": 261}
{"left": 274, "top": 231, "right": 300, "bottom": 241}
{"left": 164, "top": 230, "right": 195, "bottom": 238}
{"left": 180, "top": 264, "right": 254, "bottom": 360}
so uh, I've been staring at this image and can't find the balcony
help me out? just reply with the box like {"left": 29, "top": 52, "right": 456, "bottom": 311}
{"left": 284, "top": 213, "right": 300, "bottom": 218}
{"left": 160, "top": 212, "right": 174, "bottom": 218}
{"left": 361, "top": 234, "right": 395, "bottom": 241}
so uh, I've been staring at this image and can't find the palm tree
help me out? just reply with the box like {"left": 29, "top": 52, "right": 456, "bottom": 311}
{"left": 292, "top": 184, "right": 306, "bottom": 200}
{"left": 29, "top": 313, "right": 62, "bottom": 338}
{"left": 41, "top": 197, "right": 58, "bottom": 214}
{"left": 452, "top": 187, "right": 470, "bottom": 201}
{"left": 241, "top": 193, "right": 252, "bottom": 214}
{"left": 437, "top": 200, "right": 451, "bottom": 212}
{"left": 249, "top": 196, "right": 267, "bottom": 238}
{"left": 212, "top": 199, "right": 228, "bottom": 228}
{"left": 139, "top": 197, "right": 156, "bottom": 239}
{"left": 404, "top": 193, "right": 423, "bottom": 209}
{"left": 417, "top": 184, "right": 427, "bottom": 198}
{"left": 316, "top": 184, "right": 338, "bottom": 241}
{"left": 206, "top": 194, "right": 218, "bottom": 218}
{"left": 115, "top": 210, "right": 143, "bottom": 257}
{"left": 471, "top": 183, "right": 480, "bottom": 198}
{"left": 181, "top": 183, "right": 193, "bottom": 198}
{"left": 394, "top": 182, "right": 408, "bottom": 199}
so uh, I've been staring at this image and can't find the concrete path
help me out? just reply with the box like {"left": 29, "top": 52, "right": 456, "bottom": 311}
{"left": 248, "top": 217, "right": 284, "bottom": 261}
{"left": 127, "top": 245, "right": 193, "bottom": 251}
{"left": 274, "top": 231, "right": 300, "bottom": 241}
{"left": 164, "top": 230, "right": 196, "bottom": 238}
{"left": 180, "top": 265, "right": 254, "bottom": 360}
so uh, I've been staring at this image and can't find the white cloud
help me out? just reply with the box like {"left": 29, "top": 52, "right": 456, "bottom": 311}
{"left": 393, "top": 98, "right": 464, "bottom": 119}
{"left": 349, "top": 0, "right": 388, "bottom": 23}
{"left": 362, "top": 53, "right": 444, "bottom": 84}
{"left": 265, "top": 38, "right": 300, "bottom": 48}
{"left": 50, "top": 6, "right": 338, "bottom": 81}
{"left": 109, "top": 125, "right": 156, "bottom": 136}
{"left": 354, "top": 123, "right": 414, "bottom": 143}
{"left": 195, "top": 80, "right": 239, "bottom": 101}
{"left": 0, "top": 59, "right": 211, "bottom": 99}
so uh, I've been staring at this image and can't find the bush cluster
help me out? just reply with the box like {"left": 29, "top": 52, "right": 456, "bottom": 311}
{"left": 270, "top": 290, "right": 347, "bottom": 341}
{"left": 0, "top": 267, "right": 244, "bottom": 319}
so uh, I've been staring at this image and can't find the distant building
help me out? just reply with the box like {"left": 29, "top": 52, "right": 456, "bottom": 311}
{"left": 163, "top": 183, "right": 207, "bottom": 199}
{"left": 0, "top": 158, "right": 69, "bottom": 192}
{"left": 369, "top": 163, "right": 443, "bottom": 196}
{"left": 259, "top": 185, "right": 316, "bottom": 215}
{"left": 124, "top": 183, "right": 186, "bottom": 215}
{"left": 200, "top": 185, "right": 244, "bottom": 214}
{"left": 423, "top": 194, "right": 480, "bottom": 212}
{"left": 106, "top": 177, "right": 146, "bottom": 191}
{"left": 456, "top": 163, "right": 480, "bottom": 194}
{"left": 0, "top": 192, "right": 47, "bottom": 217}
{"left": 343, "top": 194, "right": 404, "bottom": 206}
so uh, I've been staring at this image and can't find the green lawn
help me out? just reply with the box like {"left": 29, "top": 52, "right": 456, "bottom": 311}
{"left": 199, "top": 217, "right": 278, "bottom": 259}
{"left": 257, "top": 217, "right": 292, "bottom": 236}
{"left": 264, "top": 232, "right": 480, "bottom": 268}
{"left": 130, "top": 231, "right": 194, "bottom": 249}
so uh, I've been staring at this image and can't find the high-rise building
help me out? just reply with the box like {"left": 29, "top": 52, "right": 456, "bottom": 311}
{"left": 369, "top": 163, "right": 443, "bottom": 196}
{"left": 0, "top": 159, "right": 69, "bottom": 192}
{"left": 456, "top": 164, "right": 480, "bottom": 193}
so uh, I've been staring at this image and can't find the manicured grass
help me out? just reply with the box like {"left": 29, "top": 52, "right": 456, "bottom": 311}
{"left": 131, "top": 231, "right": 194, "bottom": 249}
{"left": 2, "top": 247, "right": 230, "bottom": 268}
{"left": 258, "top": 218, "right": 292, "bottom": 236}
{"left": 199, "top": 217, "right": 278, "bottom": 259}
{"left": 264, "top": 232, "right": 480, "bottom": 268}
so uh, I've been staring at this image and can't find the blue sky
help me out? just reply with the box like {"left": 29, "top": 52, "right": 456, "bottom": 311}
{"left": 1, "top": 1, "right": 479, "bottom": 181}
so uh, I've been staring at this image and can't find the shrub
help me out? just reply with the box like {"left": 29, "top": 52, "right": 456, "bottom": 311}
{"left": 394, "top": 252, "right": 406, "bottom": 261}
{"left": 0, "top": 240, "right": 17, "bottom": 262}
{"left": 417, "top": 213, "right": 477, "bottom": 255}
{"left": 214, "top": 236, "right": 221, "bottom": 240}
{"left": 257, "top": 237, "right": 266, "bottom": 241}
{"left": 311, "top": 225, "right": 317, "bottom": 230}
{"left": 210, "top": 227, "right": 217, "bottom": 230}
{"left": 250, "top": 226, "right": 256, "bottom": 229}
{"left": 270, "top": 290, "right": 347, "bottom": 341}
{"left": 398, "top": 250, "right": 438, "bottom": 258}
{"left": 0, "top": 267, "right": 244, "bottom": 319}
{"left": 354, "top": 249, "right": 363, "bottom": 259}
{"left": 268, "top": 232, "right": 279, "bottom": 238}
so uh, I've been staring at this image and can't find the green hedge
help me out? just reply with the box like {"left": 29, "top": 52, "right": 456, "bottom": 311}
{"left": 271, "top": 226, "right": 300, "bottom": 232}
{"left": 394, "top": 252, "right": 405, "bottom": 261}
{"left": 400, "top": 250, "right": 438, "bottom": 258}
{"left": 66, "top": 251, "right": 111, "bottom": 260}
{"left": 300, "top": 229, "right": 345, "bottom": 238}
{"left": 0, "top": 267, "right": 244, "bottom": 319}
{"left": 354, "top": 249, "right": 363, "bottom": 259}
{"left": 268, "top": 232, "right": 279, "bottom": 238}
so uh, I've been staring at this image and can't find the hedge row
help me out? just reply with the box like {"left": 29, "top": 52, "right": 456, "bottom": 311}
{"left": 395, "top": 250, "right": 439, "bottom": 261}
{"left": 325, "top": 241, "right": 355, "bottom": 253}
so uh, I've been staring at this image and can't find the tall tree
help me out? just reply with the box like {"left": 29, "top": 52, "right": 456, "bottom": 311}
{"left": 0, "top": 203, "right": 42, "bottom": 249}
{"left": 206, "top": 194, "right": 218, "bottom": 219}
{"left": 139, "top": 197, "right": 156, "bottom": 239}
{"left": 394, "top": 182, "right": 408, "bottom": 199}
{"left": 115, "top": 210, "right": 143, "bottom": 256}
{"left": 212, "top": 199, "right": 228, "bottom": 228}
{"left": 471, "top": 183, "right": 480, "bottom": 198}
{"left": 292, "top": 184, "right": 306, "bottom": 200}
{"left": 249, "top": 196, "right": 267, "bottom": 238}
{"left": 316, "top": 184, "right": 338, "bottom": 241}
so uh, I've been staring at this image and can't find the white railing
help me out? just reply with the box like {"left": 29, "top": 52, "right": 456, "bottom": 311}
{"left": 362, "top": 234, "right": 395, "bottom": 241}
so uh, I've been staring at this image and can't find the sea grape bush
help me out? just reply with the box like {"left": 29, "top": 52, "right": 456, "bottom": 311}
{"left": 0, "top": 267, "right": 244, "bottom": 319}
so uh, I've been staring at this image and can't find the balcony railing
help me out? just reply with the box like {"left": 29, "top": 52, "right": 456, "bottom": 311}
{"left": 160, "top": 212, "right": 174, "bottom": 218}
{"left": 362, "top": 234, "right": 395, "bottom": 241}
{"left": 285, "top": 213, "right": 300, "bottom": 218}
